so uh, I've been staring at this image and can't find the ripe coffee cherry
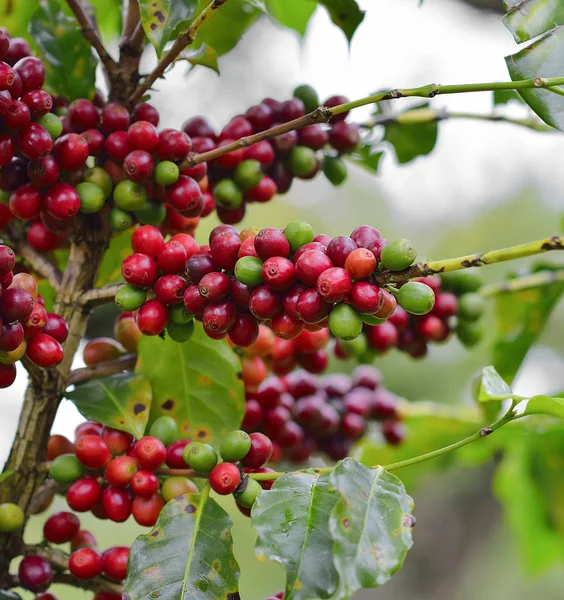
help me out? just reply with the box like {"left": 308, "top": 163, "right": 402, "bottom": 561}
{"left": 228, "top": 313, "right": 259, "bottom": 347}
{"left": 0, "top": 502, "right": 24, "bottom": 532}
{"left": 124, "top": 150, "right": 154, "bottom": 182}
{"left": 43, "top": 511, "right": 80, "bottom": 544}
{"left": 246, "top": 175, "right": 277, "bottom": 203}
{"left": 244, "top": 141, "right": 275, "bottom": 167}
{"left": 26, "top": 333, "right": 64, "bottom": 368}
{"left": 135, "top": 436, "right": 167, "bottom": 470}
{"left": 270, "top": 312, "right": 304, "bottom": 339}
{"left": 66, "top": 477, "right": 102, "bottom": 512}
{"left": 166, "top": 175, "right": 203, "bottom": 216}
{"left": 299, "top": 124, "right": 328, "bottom": 150}
{"left": 131, "top": 469, "right": 160, "bottom": 498}
{"left": 17, "top": 123, "right": 52, "bottom": 160}
{"left": 134, "top": 102, "right": 160, "bottom": 126}
{"left": 210, "top": 462, "right": 241, "bottom": 495}
{"left": 127, "top": 121, "right": 159, "bottom": 152}
{"left": 262, "top": 257, "right": 295, "bottom": 290}
{"left": 47, "top": 434, "right": 74, "bottom": 461}
{"left": 104, "top": 131, "right": 129, "bottom": 161}
{"left": 235, "top": 477, "right": 262, "bottom": 508}
{"left": 203, "top": 300, "right": 237, "bottom": 335}
{"left": 295, "top": 289, "right": 330, "bottom": 323}
{"left": 382, "top": 420, "right": 406, "bottom": 445}
{"left": 68, "top": 99, "right": 99, "bottom": 131}
{"left": 105, "top": 456, "right": 138, "bottom": 487}
{"left": 316, "top": 267, "right": 352, "bottom": 303}
{"left": 397, "top": 281, "right": 435, "bottom": 315}
{"left": 210, "top": 231, "right": 241, "bottom": 270}
{"left": 183, "top": 116, "right": 215, "bottom": 138}
{"left": 242, "top": 432, "right": 273, "bottom": 469}
{"left": 103, "top": 546, "right": 129, "bottom": 581}
{"left": 326, "top": 236, "right": 355, "bottom": 267}
{"left": 295, "top": 250, "right": 333, "bottom": 286}
{"left": 198, "top": 272, "right": 230, "bottom": 302}
{"left": 14, "top": 56, "right": 44, "bottom": 92}
{"left": 9, "top": 184, "right": 42, "bottom": 220}
{"left": 349, "top": 281, "right": 382, "bottom": 314}
{"left": 245, "top": 104, "right": 274, "bottom": 131}
{"left": 0, "top": 287, "right": 34, "bottom": 321}
{"left": 44, "top": 182, "right": 81, "bottom": 219}
{"left": 324, "top": 95, "right": 349, "bottom": 121}
{"left": 254, "top": 228, "right": 290, "bottom": 260}
{"left": 367, "top": 321, "right": 398, "bottom": 351}
{"left": 69, "top": 547, "right": 104, "bottom": 579}
{"left": 249, "top": 285, "right": 282, "bottom": 320}
{"left": 329, "top": 121, "right": 360, "bottom": 153}
{"left": 158, "top": 241, "right": 188, "bottom": 275}
{"left": 417, "top": 314, "right": 450, "bottom": 341}
{"left": 184, "top": 442, "right": 218, "bottom": 473}
{"left": 157, "top": 129, "right": 191, "bottom": 161}
{"left": 18, "top": 556, "right": 53, "bottom": 592}
{"left": 100, "top": 103, "right": 130, "bottom": 134}
{"left": 122, "top": 254, "right": 159, "bottom": 289}
{"left": 49, "top": 454, "right": 84, "bottom": 483}
{"left": 75, "top": 435, "right": 112, "bottom": 469}
{"left": 344, "top": 248, "right": 377, "bottom": 280}
{"left": 76, "top": 421, "right": 103, "bottom": 438}
{"left": 54, "top": 133, "right": 90, "bottom": 171}
{"left": 220, "top": 430, "right": 252, "bottom": 462}
{"left": 154, "top": 274, "right": 187, "bottom": 305}
{"left": 100, "top": 426, "right": 133, "bottom": 457}
{"left": 28, "top": 155, "right": 60, "bottom": 190}
{"left": 132, "top": 225, "right": 164, "bottom": 259}
{"left": 71, "top": 529, "right": 97, "bottom": 552}
{"left": 132, "top": 494, "right": 164, "bottom": 527}
{"left": 0, "top": 61, "right": 14, "bottom": 91}
{"left": 42, "top": 313, "right": 69, "bottom": 344}
{"left": 380, "top": 238, "right": 416, "bottom": 271}
{"left": 0, "top": 321, "right": 24, "bottom": 352}
{"left": 101, "top": 486, "right": 133, "bottom": 522}
{"left": 0, "top": 244, "right": 15, "bottom": 277}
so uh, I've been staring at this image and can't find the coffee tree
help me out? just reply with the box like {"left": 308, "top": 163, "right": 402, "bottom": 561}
{"left": 0, "top": 0, "right": 563, "bottom": 598}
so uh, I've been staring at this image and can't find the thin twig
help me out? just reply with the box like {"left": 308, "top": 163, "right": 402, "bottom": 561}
{"left": 480, "top": 269, "right": 564, "bottom": 297}
{"left": 130, "top": 0, "right": 229, "bottom": 104}
{"left": 67, "top": 353, "right": 137, "bottom": 386}
{"left": 20, "top": 355, "right": 45, "bottom": 384}
{"left": 66, "top": 0, "right": 118, "bottom": 75}
{"left": 81, "top": 283, "right": 122, "bottom": 307}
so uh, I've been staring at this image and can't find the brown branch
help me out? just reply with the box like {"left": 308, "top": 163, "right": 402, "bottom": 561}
{"left": 81, "top": 283, "right": 122, "bottom": 307}
{"left": 119, "top": 0, "right": 146, "bottom": 87}
{"left": 120, "top": 0, "right": 141, "bottom": 44}
{"left": 67, "top": 353, "right": 137, "bottom": 386}
{"left": 29, "top": 479, "right": 60, "bottom": 515}
{"left": 66, "top": 0, "right": 118, "bottom": 75}
{"left": 130, "top": 0, "right": 229, "bottom": 104}
{"left": 184, "top": 106, "right": 334, "bottom": 167}
{"left": 20, "top": 355, "right": 46, "bottom": 384}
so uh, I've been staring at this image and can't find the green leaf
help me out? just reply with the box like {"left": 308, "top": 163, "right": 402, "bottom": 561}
{"left": 96, "top": 229, "right": 133, "bottom": 286}
{"left": 492, "top": 273, "right": 564, "bottom": 382}
{"left": 29, "top": 0, "right": 97, "bottom": 101}
{"left": 503, "top": 0, "right": 564, "bottom": 43}
{"left": 65, "top": 372, "right": 151, "bottom": 439}
{"left": 523, "top": 394, "right": 564, "bottom": 419}
{"left": 124, "top": 485, "right": 240, "bottom": 599}
{"left": 266, "top": 0, "right": 316, "bottom": 36}
{"left": 136, "top": 324, "right": 245, "bottom": 447}
{"left": 383, "top": 103, "right": 438, "bottom": 163}
{"left": 182, "top": 43, "right": 219, "bottom": 74}
{"left": 0, "top": 471, "right": 15, "bottom": 486}
{"left": 329, "top": 459, "right": 414, "bottom": 596}
{"left": 506, "top": 27, "right": 564, "bottom": 130}
{"left": 348, "top": 143, "right": 383, "bottom": 174}
{"left": 493, "top": 424, "right": 564, "bottom": 573}
{"left": 252, "top": 471, "right": 340, "bottom": 600}
{"left": 139, "top": 0, "right": 198, "bottom": 57}
{"left": 478, "top": 366, "right": 519, "bottom": 403}
{"left": 316, "top": 0, "right": 365, "bottom": 42}
{"left": 492, "top": 89, "right": 525, "bottom": 105}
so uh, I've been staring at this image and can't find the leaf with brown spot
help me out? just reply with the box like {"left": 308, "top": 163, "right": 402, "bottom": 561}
{"left": 65, "top": 372, "right": 152, "bottom": 439}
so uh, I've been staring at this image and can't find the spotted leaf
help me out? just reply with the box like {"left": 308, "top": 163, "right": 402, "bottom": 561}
{"left": 136, "top": 324, "right": 245, "bottom": 448}
{"left": 252, "top": 471, "right": 340, "bottom": 600}
{"left": 65, "top": 372, "right": 151, "bottom": 439}
{"left": 124, "top": 484, "right": 240, "bottom": 599}
{"left": 329, "top": 459, "right": 414, "bottom": 597}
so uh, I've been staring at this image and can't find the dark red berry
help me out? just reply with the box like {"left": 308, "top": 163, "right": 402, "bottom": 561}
{"left": 198, "top": 271, "right": 231, "bottom": 301}
{"left": 75, "top": 435, "right": 112, "bottom": 469}
{"left": 244, "top": 104, "right": 274, "bottom": 132}
{"left": 131, "top": 469, "right": 160, "bottom": 497}
{"left": 66, "top": 477, "right": 102, "bottom": 512}
{"left": 104, "top": 131, "right": 129, "bottom": 162}
{"left": 53, "top": 133, "right": 90, "bottom": 171}
{"left": 254, "top": 228, "right": 290, "bottom": 260}
{"left": 158, "top": 241, "right": 188, "bottom": 275}
{"left": 122, "top": 253, "right": 159, "bottom": 288}
{"left": 133, "top": 103, "right": 160, "bottom": 126}
{"left": 5, "top": 99, "right": 30, "bottom": 129}
{"left": 262, "top": 257, "right": 295, "bottom": 291}
{"left": 249, "top": 285, "right": 282, "bottom": 320}
{"left": 103, "top": 546, "right": 129, "bottom": 581}
{"left": 132, "top": 494, "right": 164, "bottom": 527}
{"left": 124, "top": 150, "right": 154, "bottom": 182}
{"left": 203, "top": 300, "right": 237, "bottom": 335}
{"left": 327, "top": 236, "right": 356, "bottom": 267}
{"left": 154, "top": 274, "right": 188, "bottom": 305}
{"left": 157, "top": 129, "right": 191, "bottom": 161}
{"left": 210, "top": 231, "right": 241, "bottom": 270}
{"left": 69, "top": 547, "right": 104, "bottom": 579}
{"left": 316, "top": 267, "right": 352, "bottom": 303}
{"left": 382, "top": 420, "right": 406, "bottom": 445}
{"left": 13, "top": 56, "right": 45, "bottom": 93}
{"left": 100, "top": 103, "right": 130, "bottom": 134}
{"left": 18, "top": 556, "right": 53, "bottom": 592}
{"left": 367, "top": 322, "right": 398, "bottom": 352}
{"left": 9, "top": 183, "right": 42, "bottom": 220}
{"left": 44, "top": 182, "right": 81, "bottom": 220}
{"left": 349, "top": 281, "right": 382, "bottom": 313}
{"left": 28, "top": 155, "right": 60, "bottom": 188}
{"left": 68, "top": 99, "right": 99, "bottom": 132}
{"left": 101, "top": 486, "right": 133, "bottom": 522}
{"left": 295, "top": 250, "right": 333, "bottom": 286}
{"left": 127, "top": 120, "right": 159, "bottom": 152}
{"left": 228, "top": 313, "right": 259, "bottom": 347}
{"left": 324, "top": 95, "right": 349, "bottom": 121}
{"left": 136, "top": 299, "right": 168, "bottom": 335}
{"left": 43, "top": 511, "right": 80, "bottom": 544}
{"left": 166, "top": 175, "right": 203, "bottom": 216}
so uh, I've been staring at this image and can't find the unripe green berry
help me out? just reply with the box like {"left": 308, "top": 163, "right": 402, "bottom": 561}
{"left": 233, "top": 160, "right": 263, "bottom": 191}
{"left": 109, "top": 207, "right": 133, "bottom": 232}
{"left": 220, "top": 430, "right": 251, "bottom": 463}
{"left": 284, "top": 220, "right": 314, "bottom": 253}
{"left": 154, "top": 161, "right": 180, "bottom": 186}
{"left": 293, "top": 84, "right": 319, "bottom": 113}
{"left": 380, "top": 239, "right": 417, "bottom": 271}
{"left": 234, "top": 256, "right": 264, "bottom": 287}
{"left": 322, "top": 155, "right": 347, "bottom": 186}
{"left": 288, "top": 146, "right": 318, "bottom": 178}
{"left": 76, "top": 182, "right": 105, "bottom": 214}
{"left": 49, "top": 454, "right": 84, "bottom": 483}
{"left": 37, "top": 112, "right": 63, "bottom": 139}
{"left": 149, "top": 416, "right": 179, "bottom": 446}
{"left": 457, "top": 293, "right": 485, "bottom": 322}
{"left": 340, "top": 333, "right": 368, "bottom": 356}
{"left": 184, "top": 442, "right": 218, "bottom": 474}
{"left": 84, "top": 167, "right": 113, "bottom": 198}
{"left": 397, "top": 282, "right": 435, "bottom": 315}
{"left": 114, "top": 180, "right": 147, "bottom": 211}
{"left": 440, "top": 270, "right": 482, "bottom": 294}
{"left": 167, "top": 320, "right": 195, "bottom": 343}
{"left": 361, "top": 314, "right": 387, "bottom": 326}
{"left": 169, "top": 304, "right": 194, "bottom": 325}
{"left": 329, "top": 303, "right": 363, "bottom": 341}
{"left": 0, "top": 190, "right": 10, "bottom": 205}
{"left": 235, "top": 477, "right": 262, "bottom": 508}
{"left": 456, "top": 320, "right": 483, "bottom": 347}
{"left": 213, "top": 179, "right": 243, "bottom": 209}
{"left": 134, "top": 200, "right": 167, "bottom": 225}
{"left": 115, "top": 284, "right": 147, "bottom": 311}
{"left": 0, "top": 503, "right": 24, "bottom": 533}
{"left": 358, "top": 348, "right": 378, "bottom": 364}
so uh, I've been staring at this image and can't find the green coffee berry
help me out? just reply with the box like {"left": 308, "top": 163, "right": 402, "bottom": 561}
{"left": 293, "top": 84, "right": 319, "bottom": 113}
{"left": 322, "top": 155, "right": 347, "bottom": 186}
{"left": 167, "top": 320, "right": 195, "bottom": 343}
{"left": 234, "top": 256, "right": 264, "bottom": 287}
{"left": 213, "top": 179, "right": 243, "bottom": 209}
{"left": 284, "top": 220, "right": 314, "bottom": 253}
{"left": 183, "top": 442, "right": 218, "bottom": 474}
{"left": 49, "top": 454, "right": 84, "bottom": 483}
{"left": 220, "top": 430, "right": 251, "bottom": 463}
{"left": 234, "top": 160, "right": 263, "bottom": 191}
{"left": 235, "top": 477, "right": 262, "bottom": 508}
{"left": 113, "top": 180, "right": 147, "bottom": 211}
{"left": 440, "top": 270, "right": 482, "bottom": 294}
{"left": 340, "top": 333, "right": 368, "bottom": 356}
{"left": 38, "top": 113, "right": 63, "bottom": 139}
{"left": 0, "top": 503, "right": 24, "bottom": 533}
{"left": 397, "top": 282, "right": 435, "bottom": 315}
{"left": 456, "top": 320, "right": 483, "bottom": 347}
{"left": 288, "top": 146, "right": 318, "bottom": 178}
{"left": 134, "top": 200, "right": 167, "bottom": 226}
{"left": 169, "top": 304, "right": 194, "bottom": 325}
{"left": 76, "top": 182, "right": 105, "bottom": 214}
{"left": 380, "top": 239, "right": 417, "bottom": 271}
{"left": 115, "top": 284, "right": 147, "bottom": 311}
{"left": 149, "top": 416, "right": 179, "bottom": 446}
{"left": 84, "top": 167, "right": 113, "bottom": 198}
{"left": 329, "top": 303, "right": 363, "bottom": 341}
{"left": 457, "top": 293, "right": 485, "bottom": 322}
{"left": 154, "top": 161, "right": 180, "bottom": 186}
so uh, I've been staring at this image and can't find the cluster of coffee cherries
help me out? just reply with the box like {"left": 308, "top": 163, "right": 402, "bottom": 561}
{"left": 17, "top": 511, "right": 127, "bottom": 598}
{"left": 243, "top": 365, "right": 404, "bottom": 463}
{"left": 183, "top": 84, "right": 358, "bottom": 224}
{"left": 0, "top": 243, "right": 68, "bottom": 388}
{"left": 335, "top": 270, "right": 484, "bottom": 361}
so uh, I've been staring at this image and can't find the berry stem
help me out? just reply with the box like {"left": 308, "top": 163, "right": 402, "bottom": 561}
{"left": 81, "top": 283, "right": 123, "bottom": 307}
{"left": 373, "top": 235, "right": 564, "bottom": 285}
{"left": 67, "top": 353, "right": 137, "bottom": 386}
{"left": 130, "top": 0, "right": 230, "bottom": 104}
{"left": 479, "top": 269, "right": 564, "bottom": 297}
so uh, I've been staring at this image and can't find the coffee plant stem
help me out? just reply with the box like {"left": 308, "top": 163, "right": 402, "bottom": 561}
{"left": 81, "top": 283, "right": 123, "bottom": 307}
{"left": 480, "top": 269, "right": 564, "bottom": 296}
{"left": 130, "top": 0, "right": 230, "bottom": 104}
{"left": 67, "top": 353, "right": 137, "bottom": 385}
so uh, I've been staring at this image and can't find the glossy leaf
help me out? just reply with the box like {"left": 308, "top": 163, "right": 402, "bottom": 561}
{"left": 503, "top": 0, "right": 564, "bottom": 43}
{"left": 492, "top": 272, "right": 564, "bottom": 382}
{"left": 124, "top": 485, "right": 240, "bottom": 599}
{"left": 182, "top": 43, "right": 219, "bottom": 73}
{"left": 252, "top": 471, "right": 339, "bottom": 600}
{"left": 317, "top": 0, "right": 365, "bottom": 42}
{"left": 266, "top": 0, "right": 317, "bottom": 36}
{"left": 506, "top": 27, "right": 564, "bottom": 130}
{"left": 65, "top": 372, "right": 151, "bottom": 439}
{"left": 348, "top": 143, "right": 384, "bottom": 174}
{"left": 329, "top": 459, "right": 414, "bottom": 596}
{"left": 29, "top": 0, "right": 97, "bottom": 100}
{"left": 478, "top": 366, "right": 519, "bottom": 403}
{"left": 139, "top": 0, "right": 198, "bottom": 57}
{"left": 383, "top": 103, "right": 438, "bottom": 163}
{"left": 96, "top": 229, "right": 133, "bottom": 286}
{"left": 136, "top": 325, "right": 245, "bottom": 447}
{"left": 523, "top": 394, "right": 564, "bottom": 419}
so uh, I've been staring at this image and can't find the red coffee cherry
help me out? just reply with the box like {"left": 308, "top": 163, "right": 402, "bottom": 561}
{"left": 132, "top": 493, "right": 165, "bottom": 527}
{"left": 242, "top": 432, "right": 273, "bottom": 469}
{"left": 209, "top": 462, "right": 241, "bottom": 495}
{"left": 75, "top": 435, "right": 112, "bottom": 469}
{"left": 103, "top": 546, "right": 129, "bottom": 581}
{"left": 66, "top": 476, "right": 102, "bottom": 512}
{"left": 68, "top": 99, "right": 99, "bottom": 132}
{"left": 136, "top": 299, "right": 169, "bottom": 336}
{"left": 132, "top": 225, "right": 165, "bottom": 259}
{"left": 43, "top": 511, "right": 80, "bottom": 544}
{"left": 133, "top": 102, "right": 160, "bottom": 127}
{"left": 43, "top": 182, "right": 81, "bottom": 220}
{"left": 25, "top": 333, "right": 64, "bottom": 368}
{"left": 127, "top": 120, "right": 159, "bottom": 152}
{"left": 42, "top": 313, "right": 69, "bottom": 343}
{"left": 13, "top": 56, "right": 45, "bottom": 93}
{"left": 121, "top": 253, "right": 159, "bottom": 289}
{"left": 135, "top": 436, "right": 167, "bottom": 471}
{"left": 69, "top": 547, "right": 104, "bottom": 580}
{"left": 18, "top": 555, "right": 53, "bottom": 592}
{"left": 17, "top": 123, "right": 52, "bottom": 160}
{"left": 130, "top": 469, "right": 160, "bottom": 498}
{"left": 100, "top": 103, "right": 130, "bottom": 134}
{"left": 53, "top": 133, "right": 90, "bottom": 171}
{"left": 101, "top": 486, "right": 133, "bottom": 522}
{"left": 105, "top": 456, "right": 138, "bottom": 487}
